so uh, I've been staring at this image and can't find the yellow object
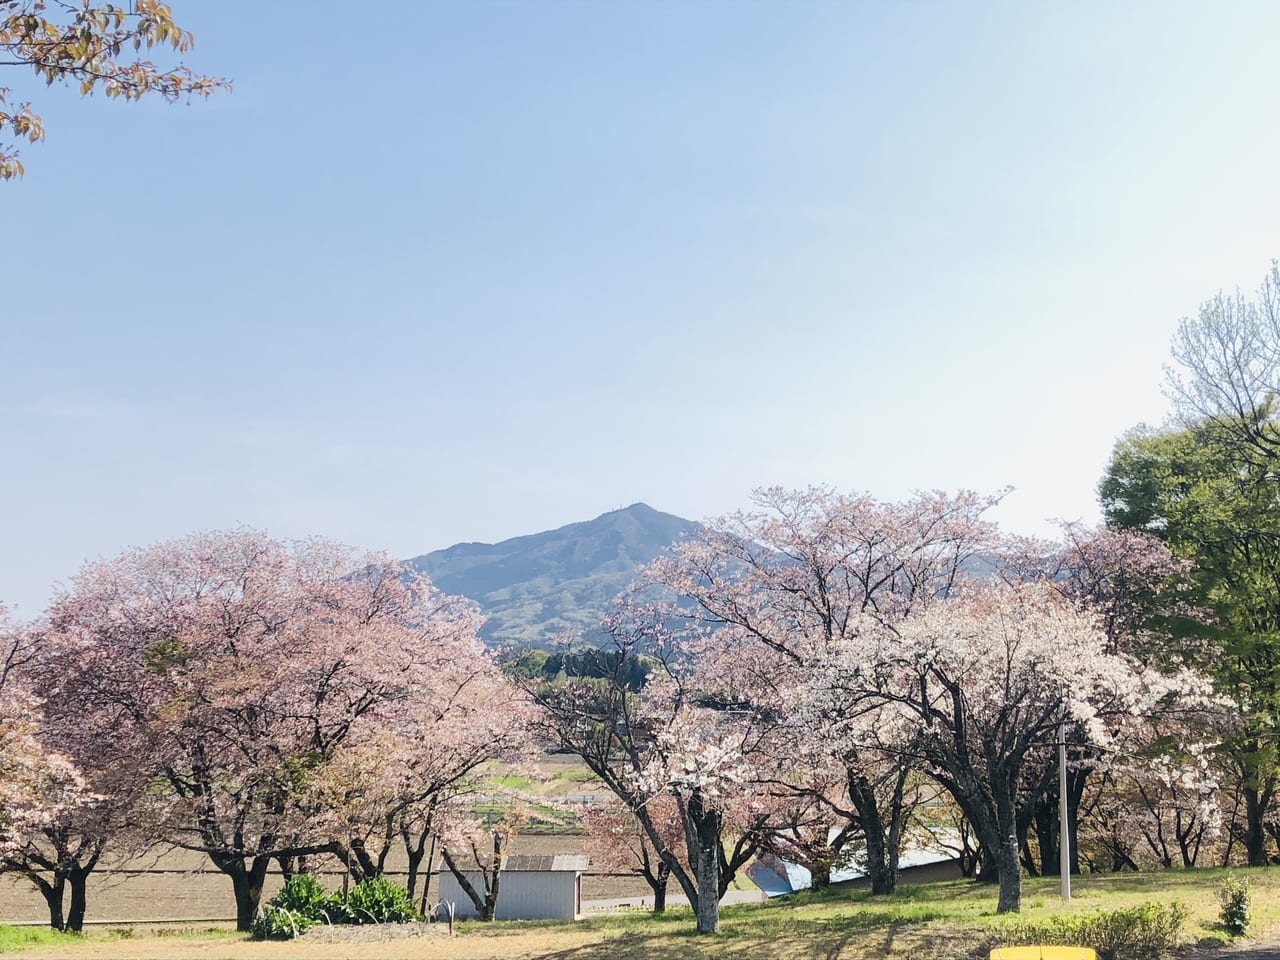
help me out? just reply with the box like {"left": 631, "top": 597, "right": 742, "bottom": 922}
{"left": 990, "top": 948, "right": 1096, "bottom": 960}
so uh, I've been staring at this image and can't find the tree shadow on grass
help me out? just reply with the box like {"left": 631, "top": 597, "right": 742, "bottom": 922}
{"left": 532, "top": 912, "right": 984, "bottom": 960}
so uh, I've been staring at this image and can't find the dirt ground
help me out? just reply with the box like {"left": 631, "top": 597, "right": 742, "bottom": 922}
{"left": 5, "top": 928, "right": 614, "bottom": 960}
{"left": 0, "top": 920, "right": 1006, "bottom": 960}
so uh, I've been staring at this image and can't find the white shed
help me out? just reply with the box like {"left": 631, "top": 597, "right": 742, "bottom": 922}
{"left": 438, "top": 853, "right": 588, "bottom": 921}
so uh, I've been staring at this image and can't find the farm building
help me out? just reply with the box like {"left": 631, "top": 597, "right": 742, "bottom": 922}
{"left": 747, "top": 831, "right": 963, "bottom": 896}
{"left": 438, "top": 853, "right": 588, "bottom": 921}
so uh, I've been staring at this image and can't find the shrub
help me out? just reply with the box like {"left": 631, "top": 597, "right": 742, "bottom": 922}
{"left": 250, "top": 904, "right": 314, "bottom": 941}
{"left": 342, "top": 876, "right": 422, "bottom": 925}
{"left": 252, "top": 873, "right": 421, "bottom": 939}
{"left": 272, "top": 873, "right": 343, "bottom": 923}
{"left": 998, "top": 901, "right": 1187, "bottom": 960}
{"left": 1219, "top": 875, "right": 1251, "bottom": 936}
{"left": 251, "top": 873, "right": 343, "bottom": 940}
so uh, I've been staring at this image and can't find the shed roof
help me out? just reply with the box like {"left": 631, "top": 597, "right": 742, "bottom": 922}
{"left": 500, "top": 854, "right": 589, "bottom": 872}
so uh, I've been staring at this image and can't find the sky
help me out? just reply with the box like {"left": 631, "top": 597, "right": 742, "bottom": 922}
{"left": 4, "top": 0, "right": 1280, "bottom": 616}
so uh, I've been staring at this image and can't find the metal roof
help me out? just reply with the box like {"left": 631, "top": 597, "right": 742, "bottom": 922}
{"left": 499, "top": 854, "right": 590, "bottom": 872}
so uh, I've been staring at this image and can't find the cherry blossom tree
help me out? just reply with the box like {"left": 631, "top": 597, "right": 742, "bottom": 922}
{"left": 307, "top": 663, "right": 532, "bottom": 897}
{"left": 649, "top": 486, "right": 1003, "bottom": 894}
{"left": 809, "top": 581, "right": 1215, "bottom": 912}
{"left": 0, "top": 606, "right": 116, "bottom": 931}
{"left": 0, "top": 740, "right": 106, "bottom": 931}
{"left": 0, "top": 607, "right": 42, "bottom": 831}
{"left": 998, "top": 522, "right": 1195, "bottom": 658}
{"left": 580, "top": 795, "right": 682, "bottom": 912}
{"left": 1076, "top": 772, "right": 1144, "bottom": 872}
{"left": 1063, "top": 742, "right": 1223, "bottom": 873}
{"left": 527, "top": 608, "right": 774, "bottom": 935}
{"left": 44, "top": 531, "right": 494, "bottom": 931}
{"left": 1127, "top": 751, "right": 1220, "bottom": 868}
{"left": 997, "top": 523, "right": 1198, "bottom": 876}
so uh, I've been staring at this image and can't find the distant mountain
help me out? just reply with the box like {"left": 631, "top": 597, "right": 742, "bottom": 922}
{"left": 406, "top": 503, "right": 697, "bottom": 648}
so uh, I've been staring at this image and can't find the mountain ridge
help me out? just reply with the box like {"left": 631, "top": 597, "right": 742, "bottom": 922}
{"left": 406, "top": 502, "right": 697, "bottom": 648}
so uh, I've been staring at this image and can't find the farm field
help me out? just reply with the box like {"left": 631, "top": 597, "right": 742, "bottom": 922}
{"left": 4, "top": 868, "right": 1280, "bottom": 960}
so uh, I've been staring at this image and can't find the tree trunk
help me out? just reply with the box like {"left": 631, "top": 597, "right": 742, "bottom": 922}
{"left": 426, "top": 840, "right": 437, "bottom": 908}
{"left": 66, "top": 869, "right": 89, "bottom": 932}
{"left": 1108, "top": 832, "right": 1139, "bottom": 872}
{"left": 654, "top": 861, "right": 669, "bottom": 913}
{"left": 956, "top": 820, "right": 979, "bottom": 878}
{"left": 846, "top": 764, "right": 906, "bottom": 895}
{"left": 995, "top": 829, "right": 1021, "bottom": 914}
{"left": 1179, "top": 812, "right": 1205, "bottom": 868}
{"left": 1244, "top": 786, "right": 1270, "bottom": 867}
{"left": 690, "top": 794, "right": 721, "bottom": 935}
{"left": 1033, "top": 792, "right": 1058, "bottom": 876}
{"left": 1066, "top": 765, "right": 1085, "bottom": 875}
{"left": 484, "top": 834, "right": 502, "bottom": 922}
{"left": 439, "top": 833, "right": 502, "bottom": 922}
{"left": 994, "top": 777, "right": 1023, "bottom": 914}
{"left": 863, "top": 825, "right": 896, "bottom": 896}
{"left": 217, "top": 856, "right": 273, "bottom": 932}
{"left": 36, "top": 874, "right": 65, "bottom": 932}
{"left": 975, "top": 842, "right": 998, "bottom": 882}
{"left": 405, "top": 843, "right": 424, "bottom": 901}
{"left": 693, "top": 843, "right": 719, "bottom": 935}
{"left": 350, "top": 839, "right": 378, "bottom": 880}
{"left": 644, "top": 859, "right": 670, "bottom": 913}
{"left": 809, "top": 858, "right": 832, "bottom": 892}
{"left": 1020, "top": 837, "right": 1039, "bottom": 877}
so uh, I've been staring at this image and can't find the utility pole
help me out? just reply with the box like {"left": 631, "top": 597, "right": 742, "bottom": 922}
{"left": 1059, "top": 707, "right": 1071, "bottom": 901}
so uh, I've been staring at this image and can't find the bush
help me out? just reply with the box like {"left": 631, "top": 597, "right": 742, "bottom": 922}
{"left": 252, "top": 873, "right": 421, "bottom": 939}
{"left": 250, "top": 904, "right": 315, "bottom": 941}
{"left": 998, "top": 901, "right": 1187, "bottom": 960}
{"left": 343, "top": 876, "right": 422, "bottom": 925}
{"left": 271, "top": 873, "right": 344, "bottom": 923}
{"left": 1219, "top": 875, "right": 1251, "bottom": 936}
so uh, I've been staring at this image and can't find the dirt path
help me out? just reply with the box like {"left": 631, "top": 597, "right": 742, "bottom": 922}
{"left": 9, "top": 930, "right": 610, "bottom": 960}
{"left": 1183, "top": 944, "right": 1280, "bottom": 960}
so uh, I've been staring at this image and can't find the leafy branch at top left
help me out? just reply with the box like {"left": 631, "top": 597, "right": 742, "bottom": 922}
{"left": 0, "top": 1, "right": 229, "bottom": 179}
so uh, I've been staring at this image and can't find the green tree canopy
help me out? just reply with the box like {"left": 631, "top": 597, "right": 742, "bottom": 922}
{"left": 1101, "top": 418, "right": 1280, "bottom": 865}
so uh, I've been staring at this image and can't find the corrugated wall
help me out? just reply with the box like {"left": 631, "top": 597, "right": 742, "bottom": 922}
{"left": 437, "top": 871, "right": 577, "bottom": 921}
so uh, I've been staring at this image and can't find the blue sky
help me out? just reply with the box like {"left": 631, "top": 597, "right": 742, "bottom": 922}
{"left": 4, "top": 1, "right": 1280, "bottom": 615}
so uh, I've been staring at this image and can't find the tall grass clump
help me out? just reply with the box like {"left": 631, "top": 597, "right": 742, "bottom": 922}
{"left": 998, "top": 901, "right": 1186, "bottom": 960}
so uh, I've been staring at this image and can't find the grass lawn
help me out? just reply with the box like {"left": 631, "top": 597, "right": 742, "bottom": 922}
{"left": 0, "top": 929, "right": 73, "bottom": 954}
{"left": 2, "top": 868, "right": 1277, "bottom": 959}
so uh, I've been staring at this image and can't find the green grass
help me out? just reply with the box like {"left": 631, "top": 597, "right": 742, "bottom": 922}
{"left": 0, "top": 926, "right": 76, "bottom": 953}
{"left": 488, "top": 774, "right": 537, "bottom": 791}
{"left": 0, "top": 924, "right": 240, "bottom": 955}
{"left": 5, "top": 870, "right": 1277, "bottom": 958}
{"left": 458, "top": 867, "right": 1280, "bottom": 958}
{"left": 483, "top": 756, "right": 605, "bottom": 797}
